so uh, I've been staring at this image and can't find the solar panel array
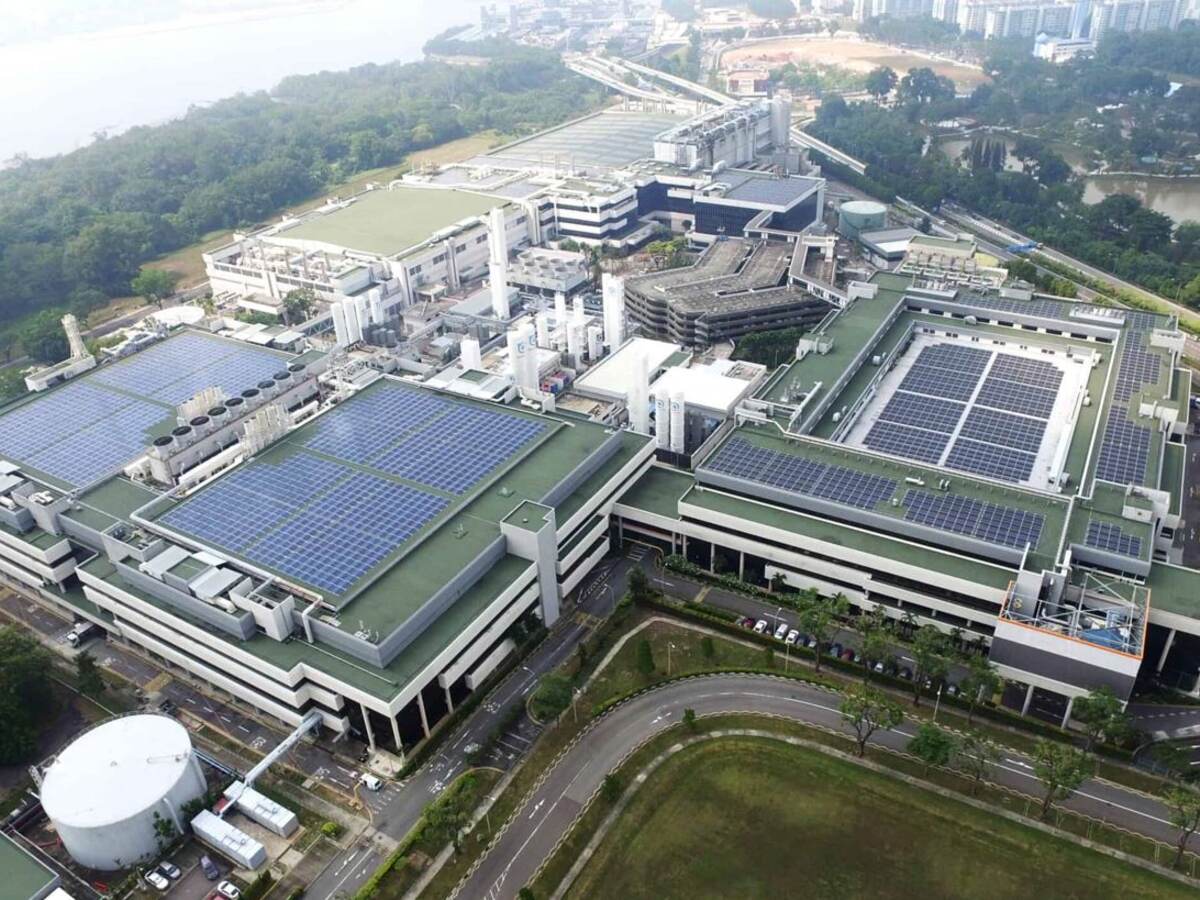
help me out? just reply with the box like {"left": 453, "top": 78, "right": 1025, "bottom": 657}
{"left": 1084, "top": 520, "right": 1144, "bottom": 559}
{"left": 945, "top": 438, "right": 1037, "bottom": 482}
{"left": 374, "top": 406, "right": 548, "bottom": 494}
{"left": 159, "top": 381, "right": 552, "bottom": 594}
{"left": 864, "top": 421, "right": 949, "bottom": 464}
{"left": 959, "top": 408, "right": 1046, "bottom": 454}
{"left": 903, "top": 490, "right": 1045, "bottom": 550}
{"left": 1113, "top": 338, "right": 1162, "bottom": 403}
{"left": 92, "top": 333, "right": 287, "bottom": 406}
{"left": 974, "top": 377, "right": 1058, "bottom": 418}
{"left": 1094, "top": 406, "right": 1151, "bottom": 485}
{"left": 704, "top": 437, "right": 897, "bottom": 510}
{"left": 898, "top": 365, "right": 978, "bottom": 402}
{"left": 877, "top": 391, "right": 964, "bottom": 433}
{"left": 0, "top": 381, "right": 169, "bottom": 487}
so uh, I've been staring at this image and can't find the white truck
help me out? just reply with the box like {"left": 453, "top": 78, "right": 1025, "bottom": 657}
{"left": 67, "top": 621, "right": 101, "bottom": 647}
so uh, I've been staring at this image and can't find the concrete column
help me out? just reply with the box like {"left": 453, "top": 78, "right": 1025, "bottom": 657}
{"left": 681, "top": 534, "right": 687, "bottom": 559}
{"left": 444, "top": 685, "right": 455, "bottom": 714}
{"left": 738, "top": 551, "right": 745, "bottom": 581}
{"left": 360, "top": 701, "right": 376, "bottom": 752}
{"left": 1061, "top": 695, "right": 1075, "bottom": 729}
{"left": 709, "top": 542, "right": 716, "bottom": 574}
{"left": 417, "top": 692, "right": 431, "bottom": 739}
{"left": 1020, "top": 683, "right": 1035, "bottom": 716}
{"left": 390, "top": 716, "right": 404, "bottom": 762}
{"left": 1157, "top": 628, "right": 1177, "bottom": 674}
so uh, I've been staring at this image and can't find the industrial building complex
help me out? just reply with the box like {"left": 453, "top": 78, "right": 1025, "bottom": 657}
{"left": 2, "top": 91, "right": 1199, "bottom": 787}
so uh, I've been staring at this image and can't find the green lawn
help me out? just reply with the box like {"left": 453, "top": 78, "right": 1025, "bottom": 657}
{"left": 568, "top": 738, "right": 1191, "bottom": 900}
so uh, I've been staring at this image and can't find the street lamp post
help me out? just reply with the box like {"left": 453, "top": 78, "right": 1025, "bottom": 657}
{"left": 667, "top": 642, "right": 676, "bottom": 677}
{"left": 933, "top": 683, "right": 944, "bottom": 723}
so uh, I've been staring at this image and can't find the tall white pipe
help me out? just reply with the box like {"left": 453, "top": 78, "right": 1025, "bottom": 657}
{"left": 586, "top": 325, "right": 603, "bottom": 361}
{"left": 629, "top": 350, "right": 650, "bottom": 434}
{"left": 602, "top": 273, "right": 625, "bottom": 349}
{"left": 554, "top": 292, "right": 568, "bottom": 349}
{"left": 654, "top": 389, "right": 670, "bottom": 450}
{"left": 567, "top": 321, "right": 584, "bottom": 363}
{"left": 488, "top": 206, "right": 508, "bottom": 266}
{"left": 490, "top": 261, "right": 510, "bottom": 320}
{"left": 572, "top": 295, "right": 585, "bottom": 324}
{"left": 670, "top": 391, "right": 686, "bottom": 454}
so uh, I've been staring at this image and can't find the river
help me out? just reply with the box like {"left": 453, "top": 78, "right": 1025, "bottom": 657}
{"left": 938, "top": 135, "right": 1200, "bottom": 226}
{"left": 0, "top": 0, "right": 481, "bottom": 162}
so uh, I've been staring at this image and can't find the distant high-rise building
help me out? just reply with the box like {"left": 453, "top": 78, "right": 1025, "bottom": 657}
{"left": 1088, "top": 0, "right": 1178, "bottom": 36}
{"left": 958, "top": 0, "right": 1075, "bottom": 36}
{"left": 853, "top": 0, "right": 933, "bottom": 22}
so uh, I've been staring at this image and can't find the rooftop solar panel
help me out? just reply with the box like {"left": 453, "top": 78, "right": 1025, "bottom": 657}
{"left": 958, "top": 407, "right": 1047, "bottom": 455}
{"left": 304, "top": 387, "right": 451, "bottom": 463}
{"left": 1112, "top": 339, "right": 1162, "bottom": 403}
{"left": 975, "top": 376, "right": 1057, "bottom": 418}
{"left": 1084, "top": 520, "right": 1144, "bottom": 558}
{"left": 988, "top": 355, "right": 1063, "bottom": 390}
{"left": 914, "top": 343, "right": 992, "bottom": 374}
{"left": 944, "top": 437, "right": 1037, "bottom": 483}
{"left": 877, "top": 390, "right": 965, "bottom": 434}
{"left": 1094, "top": 406, "right": 1152, "bottom": 485}
{"left": 903, "top": 489, "right": 1044, "bottom": 549}
{"left": 898, "top": 365, "right": 979, "bottom": 402}
{"left": 863, "top": 421, "right": 950, "bottom": 464}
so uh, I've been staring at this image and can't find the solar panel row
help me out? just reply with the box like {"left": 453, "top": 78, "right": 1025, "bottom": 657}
{"left": 304, "top": 388, "right": 451, "bottom": 463}
{"left": 1094, "top": 406, "right": 1151, "bottom": 485}
{"left": 1084, "top": 520, "right": 1143, "bottom": 559}
{"left": 988, "top": 355, "right": 1063, "bottom": 390}
{"left": 863, "top": 421, "right": 949, "bottom": 464}
{"left": 705, "top": 437, "right": 897, "bottom": 510}
{"left": 877, "top": 390, "right": 965, "bottom": 434}
{"left": 944, "top": 438, "right": 1037, "bottom": 483}
{"left": 974, "top": 376, "right": 1057, "bottom": 418}
{"left": 903, "top": 489, "right": 1045, "bottom": 549}
{"left": 898, "top": 365, "right": 979, "bottom": 402}
{"left": 1113, "top": 339, "right": 1161, "bottom": 403}
{"left": 958, "top": 407, "right": 1046, "bottom": 455}
{"left": 915, "top": 343, "right": 992, "bottom": 374}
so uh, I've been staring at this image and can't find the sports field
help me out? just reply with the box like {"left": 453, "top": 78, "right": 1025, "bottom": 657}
{"left": 567, "top": 738, "right": 1190, "bottom": 900}
{"left": 722, "top": 37, "right": 989, "bottom": 92}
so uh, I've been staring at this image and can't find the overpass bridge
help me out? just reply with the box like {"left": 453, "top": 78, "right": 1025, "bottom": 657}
{"left": 790, "top": 127, "right": 867, "bottom": 175}
{"left": 565, "top": 55, "right": 693, "bottom": 112}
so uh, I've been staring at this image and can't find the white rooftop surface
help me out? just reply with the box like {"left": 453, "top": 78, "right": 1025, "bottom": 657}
{"left": 41, "top": 715, "right": 194, "bottom": 828}
{"left": 575, "top": 337, "right": 680, "bottom": 401}
{"left": 651, "top": 364, "right": 753, "bottom": 415}
{"left": 146, "top": 306, "right": 205, "bottom": 328}
{"left": 842, "top": 333, "right": 1095, "bottom": 492}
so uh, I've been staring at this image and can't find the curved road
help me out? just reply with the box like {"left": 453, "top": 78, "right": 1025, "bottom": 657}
{"left": 457, "top": 674, "right": 1188, "bottom": 900}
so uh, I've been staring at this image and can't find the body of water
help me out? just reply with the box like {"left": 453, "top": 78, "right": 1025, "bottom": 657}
{"left": 937, "top": 135, "right": 1200, "bottom": 226}
{"left": 0, "top": 0, "right": 480, "bottom": 161}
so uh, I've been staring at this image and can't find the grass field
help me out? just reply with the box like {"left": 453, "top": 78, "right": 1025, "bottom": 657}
{"left": 568, "top": 738, "right": 1190, "bottom": 900}
{"left": 722, "top": 37, "right": 989, "bottom": 92}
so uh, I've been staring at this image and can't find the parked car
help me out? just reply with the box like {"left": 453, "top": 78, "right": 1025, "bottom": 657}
{"left": 739, "top": 617, "right": 756, "bottom": 629}
{"left": 872, "top": 660, "right": 886, "bottom": 674}
{"left": 804, "top": 635, "right": 818, "bottom": 649}
{"left": 773, "top": 622, "right": 789, "bottom": 641}
{"left": 898, "top": 667, "right": 913, "bottom": 681}
{"left": 157, "top": 698, "right": 176, "bottom": 715}
{"left": 200, "top": 855, "right": 220, "bottom": 881}
{"left": 840, "top": 647, "right": 857, "bottom": 663}
{"left": 785, "top": 629, "right": 799, "bottom": 646}
{"left": 156, "top": 862, "right": 182, "bottom": 880}
{"left": 359, "top": 772, "right": 382, "bottom": 792}
{"left": 946, "top": 683, "right": 960, "bottom": 698}
{"left": 217, "top": 881, "right": 241, "bottom": 900}
{"left": 754, "top": 619, "right": 769, "bottom": 634}
{"left": 829, "top": 642, "right": 843, "bottom": 658}
{"left": 145, "top": 871, "right": 170, "bottom": 892}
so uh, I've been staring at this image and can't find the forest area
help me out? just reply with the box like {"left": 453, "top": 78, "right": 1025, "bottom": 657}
{"left": 0, "top": 41, "right": 604, "bottom": 359}
{"left": 809, "top": 27, "right": 1200, "bottom": 306}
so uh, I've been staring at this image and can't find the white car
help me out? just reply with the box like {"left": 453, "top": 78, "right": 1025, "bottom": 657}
{"left": 785, "top": 629, "right": 800, "bottom": 646}
{"left": 156, "top": 862, "right": 182, "bottom": 880}
{"left": 753, "top": 619, "right": 769, "bottom": 634}
{"left": 359, "top": 772, "right": 383, "bottom": 792}
{"left": 144, "top": 871, "right": 170, "bottom": 892}
{"left": 217, "top": 881, "right": 241, "bottom": 900}
{"left": 773, "top": 622, "right": 789, "bottom": 641}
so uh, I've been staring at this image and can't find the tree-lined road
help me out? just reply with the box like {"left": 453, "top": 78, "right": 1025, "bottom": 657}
{"left": 457, "top": 673, "right": 1191, "bottom": 900}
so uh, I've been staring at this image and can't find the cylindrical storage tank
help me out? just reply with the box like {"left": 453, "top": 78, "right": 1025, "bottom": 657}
{"left": 257, "top": 379, "right": 277, "bottom": 399}
{"left": 240, "top": 387, "right": 261, "bottom": 409}
{"left": 150, "top": 435, "right": 175, "bottom": 459}
{"left": 41, "top": 715, "right": 207, "bottom": 871}
{"left": 837, "top": 200, "right": 887, "bottom": 239}
{"left": 288, "top": 362, "right": 306, "bottom": 374}
{"left": 171, "top": 425, "right": 193, "bottom": 447}
{"left": 207, "top": 406, "right": 228, "bottom": 428}
{"left": 225, "top": 396, "right": 245, "bottom": 414}
{"left": 273, "top": 370, "right": 291, "bottom": 384}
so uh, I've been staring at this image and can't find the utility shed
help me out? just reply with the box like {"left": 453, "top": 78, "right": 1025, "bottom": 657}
{"left": 222, "top": 783, "right": 299, "bottom": 837}
{"left": 191, "top": 810, "right": 267, "bottom": 870}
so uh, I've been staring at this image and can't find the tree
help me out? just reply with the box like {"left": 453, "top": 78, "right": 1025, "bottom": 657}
{"left": 531, "top": 673, "right": 574, "bottom": 720}
{"left": 700, "top": 636, "right": 715, "bottom": 660}
{"left": 865, "top": 66, "right": 897, "bottom": 100}
{"left": 682, "top": 707, "right": 697, "bottom": 732}
{"left": 798, "top": 591, "right": 848, "bottom": 673}
{"left": 425, "top": 789, "right": 471, "bottom": 854}
{"left": 20, "top": 310, "right": 70, "bottom": 365}
{"left": 841, "top": 686, "right": 903, "bottom": 757}
{"left": 907, "top": 723, "right": 957, "bottom": 774}
{"left": 958, "top": 656, "right": 1000, "bottom": 725}
{"left": 75, "top": 650, "right": 105, "bottom": 696}
{"left": 628, "top": 566, "right": 653, "bottom": 604}
{"left": 908, "top": 626, "right": 950, "bottom": 706}
{"left": 0, "top": 627, "right": 58, "bottom": 764}
{"left": 858, "top": 607, "right": 892, "bottom": 682}
{"left": 956, "top": 731, "right": 1001, "bottom": 796}
{"left": 1072, "top": 686, "right": 1132, "bottom": 754}
{"left": 636, "top": 639, "right": 655, "bottom": 677}
{"left": 600, "top": 774, "right": 622, "bottom": 803}
{"left": 1032, "top": 740, "right": 1094, "bottom": 820}
{"left": 282, "top": 288, "right": 316, "bottom": 326}
{"left": 130, "top": 267, "right": 181, "bottom": 309}
{"left": 1166, "top": 785, "right": 1200, "bottom": 869}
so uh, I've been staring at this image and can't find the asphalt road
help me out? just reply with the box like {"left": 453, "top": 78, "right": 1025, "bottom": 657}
{"left": 459, "top": 673, "right": 1191, "bottom": 900}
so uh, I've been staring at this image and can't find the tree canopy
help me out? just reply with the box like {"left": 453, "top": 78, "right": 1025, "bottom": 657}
{"left": 0, "top": 626, "right": 58, "bottom": 764}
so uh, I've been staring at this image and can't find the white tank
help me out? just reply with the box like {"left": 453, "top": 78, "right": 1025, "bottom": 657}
{"left": 41, "top": 715, "right": 207, "bottom": 871}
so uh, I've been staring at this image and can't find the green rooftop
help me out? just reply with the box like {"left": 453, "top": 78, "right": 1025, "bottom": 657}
{"left": 279, "top": 187, "right": 507, "bottom": 257}
{"left": 0, "top": 834, "right": 57, "bottom": 900}
{"left": 1147, "top": 563, "right": 1200, "bottom": 621}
